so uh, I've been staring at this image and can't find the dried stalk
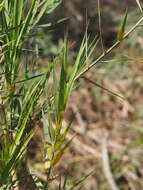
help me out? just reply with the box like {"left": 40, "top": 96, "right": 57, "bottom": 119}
{"left": 102, "top": 131, "right": 119, "bottom": 190}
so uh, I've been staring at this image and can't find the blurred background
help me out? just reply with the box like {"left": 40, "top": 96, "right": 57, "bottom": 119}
{"left": 29, "top": 1, "right": 143, "bottom": 189}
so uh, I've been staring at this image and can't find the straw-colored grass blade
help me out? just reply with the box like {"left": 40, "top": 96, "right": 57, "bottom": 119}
{"left": 51, "top": 135, "right": 75, "bottom": 167}
{"left": 136, "top": 0, "right": 143, "bottom": 12}
{"left": 0, "top": 0, "right": 6, "bottom": 13}
{"left": 55, "top": 111, "right": 64, "bottom": 136}
{"left": 117, "top": 8, "right": 128, "bottom": 41}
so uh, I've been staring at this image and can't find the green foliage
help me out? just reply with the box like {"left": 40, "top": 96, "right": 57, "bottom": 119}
{"left": 0, "top": 0, "right": 64, "bottom": 188}
{"left": 117, "top": 9, "right": 128, "bottom": 41}
{"left": 0, "top": 0, "right": 142, "bottom": 189}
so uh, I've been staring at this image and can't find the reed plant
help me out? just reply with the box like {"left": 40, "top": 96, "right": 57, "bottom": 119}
{"left": 0, "top": 0, "right": 142, "bottom": 189}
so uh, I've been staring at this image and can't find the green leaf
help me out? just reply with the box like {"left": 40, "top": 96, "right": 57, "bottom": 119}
{"left": 16, "top": 0, "right": 37, "bottom": 48}
{"left": 63, "top": 174, "right": 68, "bottom": 190}
{"left": 55, "top": 111, "right": 64, "bottom": 137}
{"left": 55, "top": 121, "right": 72, "bottom": 151}
{"left": 0, "top": 0, "right": 6, "bottom": 13}
{"left": 70, "top": 168, "right": 96, "bottom": 190}
{"left": 65, "top": 36, "right": 86, "bottom": 104}
{"left": 51, "top": 135, "right": 75, "bottom": 167}
{"left": 46, "top": 0, "right": 62, "bottom": 14}
{"left": 58, "top": 34, "right": 68, "bottom": 114}
{"left": 10, "top": 64, "right": 53, "bottom": 156}
{"left": 13, "top": 0, "right": 23, "bottom": 27}
{"left": 47, "top": 106, "right": 55, "bottom": 142}
{"left": 117, "top": 8, "right": 128, "bottom": 41}
{"left": 33, "top": 0, "right": 62, "bottom": 27}
{"left": 1, "top": 129, "right": 34, "bottom": 184}
{"left": 53, "top": 61, "right": 59, "bottom": 121}
{"left": 42, "top": 110, "right": 52, "bottom": 144}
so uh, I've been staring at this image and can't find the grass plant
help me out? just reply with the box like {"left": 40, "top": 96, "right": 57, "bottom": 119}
{"left": 0, "top": 0, "right": 142, "bottom": 189}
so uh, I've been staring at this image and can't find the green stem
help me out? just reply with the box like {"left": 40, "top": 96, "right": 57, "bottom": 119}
{"left": 75, "top": 16, "right": 143, "bottom": 81}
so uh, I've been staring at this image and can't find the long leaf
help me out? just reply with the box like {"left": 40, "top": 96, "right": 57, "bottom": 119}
{"left": 117, "top": 8, "right": 128, "bottom": 41}
{"left": 51, "top": 135, "right": 75, "bottom": 167}
{"left": 58, "top": 34, "right": 68, "bottom": 114}
{"left": 65, "top": 37, "right": 86, "bottom": 104}
{"left": 55, "top": 120, "right": 72, "bottom": 151}
{"left": 53, "top": 62, "right": 59, "bottom": 121}
{"left": 70, "top": 168, "right": 96, "bottom": 190}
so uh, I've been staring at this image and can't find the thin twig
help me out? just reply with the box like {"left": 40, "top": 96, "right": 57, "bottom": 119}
{"left": 102, "top": 131, "right": 119, "bottom": 190}
{"left": 85, "top": 8, "right": 89, "bottom": 67}
{"left": 82, "top": 76, "right": 125, "bottom": 100}
{"left": 15, "top": 73, "right": 44, "bottom": 84}
{"left": 97, "top": 0, "right": 105, "bottom": 53}
{"left": 75, "top": 16, "right": 143, "bottom": 81}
